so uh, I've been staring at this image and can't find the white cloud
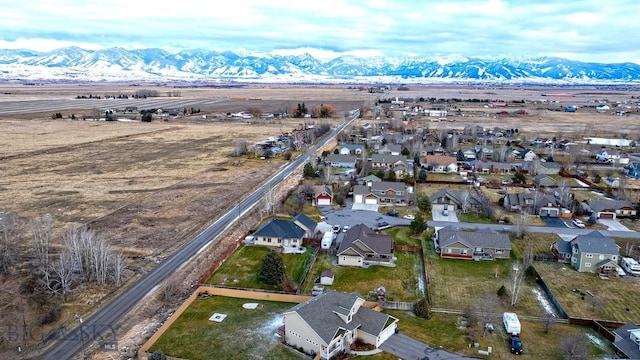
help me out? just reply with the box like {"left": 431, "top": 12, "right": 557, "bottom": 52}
{"left": 0, "top": 0, "right": 638, "bottom": 64}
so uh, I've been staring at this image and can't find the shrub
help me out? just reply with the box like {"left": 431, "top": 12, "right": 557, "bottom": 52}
{"left": 497, "top": 285, "right": 507, "bottom": 298}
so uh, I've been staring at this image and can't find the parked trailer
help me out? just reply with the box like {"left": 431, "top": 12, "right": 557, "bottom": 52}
{"left": 321, "top": 231, "right": 335, "bottom": 250}
{"left": 621, "top": 257, "right": 640, "bottom": 276}
{"left": 503, "top": 312, "right": 521, "bottom": 335}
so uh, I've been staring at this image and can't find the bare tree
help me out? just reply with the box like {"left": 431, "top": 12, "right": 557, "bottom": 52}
{"left": 556, "top": 179, "right": 572, "bottom": 208}
{"left": 510, "top": 262, "right": 524, "bottom": 306}
{"left": 0, "top": 212, "right": 20, "bottom": 274}
{"left": 624, "top": 240, "right": 636, "bottom": 257}
{"left": 514, "top": 212, "right": 528, "bottom": 239}
{"left": 542, "top": 312, "right": 556, "bottom": 334}
{"left": 44, "top": 251, "right": 75, "bottom": 301}
{"left": 559, "top": 333, "right": 589, "bottom": 360}
{"left": 460, "top": 192, "right": 471, "bottom": 213}
{"left": 32, "top": 214, "right": 53, "bottom": 271}
{"left": 523, "top": 241, "right": 534, "bottom": 270}
{"left": 111, "top": 252, "right": 126, "bottom": 286}
{"left": 262, "top": 189, "right": 277, "bottom": 218}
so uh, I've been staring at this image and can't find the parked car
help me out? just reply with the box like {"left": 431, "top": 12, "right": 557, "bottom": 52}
{"left": 403, "top": 214, "right": 415, "bottom": 220}
{"left": 342, "top": 225, "right": 350, "bottom": 232}
{"left": 510, "top": 335, "right": 523, "bottom": 355}
{"left": 332, "top": 225, "right": 342, "bottom": 233}
{"left": 572, "top": 218, "right": 585, "bottom": 228}
{"left": 386, "top": 210, "right": 399, "bottom": 217}
{"left": 442, "top": 208, "right": 449, "bottom": 216}
{"left": 377, "top": 221, "right": 389, "bottom": 228}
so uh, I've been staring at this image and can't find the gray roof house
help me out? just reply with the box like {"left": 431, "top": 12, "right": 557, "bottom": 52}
{"left": 613, "top": 322, "right": 640, "bottom": 360}
{"left": 378, "top": 143, "right": 402, "bottom": 155}
{"left": 550, "top": 240, "right": 572, "bottom": 263}
{"left": 337, "top": 224, "right": 394, "bottom": 267}
{"left": 436, "top": 226, "right": 511, "bottom": 260}
{"left": 523, "top": 160, "right": 562, "bottom": 175}
{"left": 292, "top": 213, "right": 318, "bottom": 237}
{"left": 534, "top": 174, "right": 556, "bottom": 187}
{"left": 324, "top": 154, "right": 357, "bottom": 168}
{"left": 253, "top": 216, "right": 315, "bottom": 249}
{"left": 429, "top": 189, "right": 483, "bottom": 213}
{"left": 282, "top": 291, "right": 398, "bottom": 359}
{"left": 503, "top": 191, "right": 559, "bottom": 216}
{"left": 371, "top": 154, "right": 409, "bottom": 172}
{"left": 570, "top": 231, "right": 620, "bottom": 273}
{"left": 339, "top": 143, "right": 364, "bottom": 155}
{"left": 353, "top": 181, "right": 408, "bottom": 208}
{"left": 586, "top": 198, "right": 637, "bottom": 219}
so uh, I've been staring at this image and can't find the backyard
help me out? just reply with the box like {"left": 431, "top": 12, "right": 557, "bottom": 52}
{"left": 149, "top": 295, "right": 301, "bottom": 360}
{"left": 205, "top": 245, "right": 315, "bottom": 290}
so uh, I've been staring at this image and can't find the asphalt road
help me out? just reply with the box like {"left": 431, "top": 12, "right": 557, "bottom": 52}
{"left": 39, "top": 110, "right": 360, "bottom": 360}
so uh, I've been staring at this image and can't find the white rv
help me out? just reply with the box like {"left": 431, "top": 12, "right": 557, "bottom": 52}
{"left": 503, "top": 312, "right": 521, "bottom": 335}
{"left": 321, "top": 231, "right": 335, "bottom": 250}
{"left": 621, "top": 257, "right": 640, "bottom": 276}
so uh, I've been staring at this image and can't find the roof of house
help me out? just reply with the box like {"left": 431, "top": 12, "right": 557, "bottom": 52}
{"left": 571, "top": 231, "right": 620, "bottom": 255}
{"left": 534, "top": 174, "right": 556, "bottom": 184}
{"left": 587, "top": 198, "right": 635, "bottom": 212}
{"left": 613, "top": 322, "right": 640, "bottom": 359}
{"left": 337, "top": 224, "right": 394, "bottom": 257}
{"left": 429, "top": 189, "right": 480, "bottom": 205}
{"left": 360, "top": 174, "right": 382, "bottom": 183}
{"left": 553, "top": 240, "right": 572, "bottom": 254}
{"left": 314, "top": 185, "right": 333, "bottom": 197}
{"left": 424, "top": 155, "right": 457, "bottom": 167}
{"left": 320, "top": 270, "right": 334, "bottom": 278}
{"left": 371, "top": 154, "right": 408, "bottom": 164}
{"left": 341, "top": 143, "right": 364, "bottom": 151}
{"left": 370, "top": 181, "right": 405, "bottom": 193}
{"left": 253, "top": 218, "right": 306, "bottom": 239}
{"left": 505, "top": 191, "right": 557, "bottom": 208}
{"left": 292, "top": 213, "right": 317, "bottom": 233}
{"left": 472, "top": 160, "right": 513, "bottom": 170}
{"left": 285, "top": 290, "right": 394, "bottom": 344}
{"left": 325, "top": 154, "right": 357, "bottom": 164}
{"left": 438, "top": 226, "right": 511, "bottom": 250}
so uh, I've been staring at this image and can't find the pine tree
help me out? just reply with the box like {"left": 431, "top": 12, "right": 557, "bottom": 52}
{"left": 258, "top": 250, "right": 285, "bottom": 285}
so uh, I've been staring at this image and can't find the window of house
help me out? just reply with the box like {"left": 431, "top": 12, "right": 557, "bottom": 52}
{"left": 461, "top": 249, "right": 468, "bottom": 255}
{"left": 278, "top": 239, "right": 282, "bottom": 244}
{"left": 495, "top": 249, "right": 504, "bottom": 254}
{"left": 585, "top": 262, "right": 591, "bottom": 267}
{"left": 446, "top": 248, "right": 452, "bottom": 253}
{"left": 599, "top": 254, "right": 604, "bottom": 260}
{"left": 267, "top": 238, "right": 271, "bottom": 243}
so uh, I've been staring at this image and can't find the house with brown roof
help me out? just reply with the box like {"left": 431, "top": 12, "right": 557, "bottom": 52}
{"left": 422, "top": 155, "right": 458, "bottom": 173}
{"left": 436, "top": 226, "right": 511, "bottom": 260}
{"left": 336, "top": 224, "right": 394, "bottom": 267}
{"left": 429, "top": 189, "right": 483, "bottom": 213}
{"left": 313, "top": 185, "right": 333, "bottom": 207}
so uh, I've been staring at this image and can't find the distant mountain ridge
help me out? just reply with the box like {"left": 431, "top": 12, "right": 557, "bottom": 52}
{"left": 1, "top": 47, "right": 640, "bottom": 83}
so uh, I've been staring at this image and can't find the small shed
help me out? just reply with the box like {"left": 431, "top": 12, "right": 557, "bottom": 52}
{"left": 320, "top": 270, "right": 334, "bottom": 285}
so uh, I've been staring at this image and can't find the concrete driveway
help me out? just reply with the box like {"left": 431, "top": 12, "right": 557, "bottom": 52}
{"left": 599, "top": 219, "right": 631, "bottom": 231}
{"left": 541, "top": 216, "right": 569, "bottom": 228}
{"left": 432, "top": 204, "right": 459, "bottom": 222}
{"left": 380, "top": 333, "right": 472, "bottom": 360}
{"left": 320, "top": 208, "right": 410, "bottom": 230}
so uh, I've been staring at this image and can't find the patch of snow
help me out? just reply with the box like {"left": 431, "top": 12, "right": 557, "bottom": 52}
{"left": 586, "top": 333, "right": 607, "bottom": 350}
{"left": 532, "top": 287, "right": 557, "bottom": 317}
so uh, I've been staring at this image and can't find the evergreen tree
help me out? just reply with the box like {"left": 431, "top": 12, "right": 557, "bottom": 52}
{"left": 258, "top": 250, "right": 285, "bottom": 285}
{"left": 303, "top": 163, "right": 314, "bottom": 177}
{"left": 409, "top": 213, "right": 427, "bottom": 235}
{"left": 417, "top": 195, "right": 431, "bottom": 212}
{"left": 401, "top": 147, "right": 410, "bottom": 156}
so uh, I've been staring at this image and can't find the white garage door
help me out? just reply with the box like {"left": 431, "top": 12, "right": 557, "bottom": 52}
{"left": 378, "top": 323, "right": 397, "bottom": 345}
{"left": 317, "top": 198, "right": 331, "bottom": 206}
{"left": 365, "top": 198, "right": 378, "bottom": 205}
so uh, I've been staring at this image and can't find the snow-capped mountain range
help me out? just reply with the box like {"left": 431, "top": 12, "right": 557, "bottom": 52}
{"left": 1, "top": 47, "right": 640, "bottom": 83}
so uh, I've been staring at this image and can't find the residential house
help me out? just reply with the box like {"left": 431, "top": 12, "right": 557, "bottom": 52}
{"left": 436, "top": 226, "right": 511, "bottom": 260}
{"left": 377, "top": 144, "right": 402, "bottom": 156}
{"left": 475, "top": 145, "right": 494, "bottom": 160}
{"left": 324, "top": 154, "right": 357, "bottom": 168}
{"left": 595, "top": 149, "right": 629, "bottom": 165}
{"left": 605, "top": 177, "right": 620, "bottom": 188}
{"left": 359, "top": 174, "right": 382, "bottom": 186}
{"left": 517, "top": 149, "right": 538, "bottom": 162}
{"left": 422, "top": 145, "right": 445, "bottom": 156}
{"left": 336, "top": 224, "right": 395, "bottom": 267}
{"left": 625, "top": 162, "right": 640, "bottom": 178}
{"left": 371, "top": 154, "right": 412, "bottom": 178}
{"left": 313, "top": 185, "right": 333, "bottom": 207}
{"left": 472, "top": 160, "right": 513, "bottom": 174}
{"left": 339, "top": 143, "right": 364, "bottom": 156}
{"left": 523, "top": 160, "right": 562, "bottom": 175}
{"left": 253, "top": 216, "right": 315, "bottom": 249}
{"left": 503, "top": 191, "right": 559, "bottom": 216}
{"left": 429, "top": 189, "right": 483, "bottom": 213}
{"left": 353, "top": 181, "right": 408, "bottom": 207}
{"left": 534, "top": 174, "right": 556, "bottom": 187}
{"left": 292, "top": 213, "right": 318, "bottom": 238}
{"left": 459, "top": 148, "right": 477, "bottom": 162}
{"left": 585, "top": 199, "right": 637, "bottom": 219}
{"left": 613, "top": 322, "right": 640, "bottom": 360}
{"left": 569, "top": 231, "right": 620, "bottom": 273}
{"left": 423, "top": 155, "right": 458, "bottom": 173}
{"left": 282, "top": 291, "right": 399, "bottom": 359}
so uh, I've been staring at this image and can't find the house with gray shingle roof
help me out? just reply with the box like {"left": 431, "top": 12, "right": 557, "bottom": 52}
{"left": 353, "top": 181, "right": 409, "bottom": 207}
{"left": 436, "top": 226, "right": 511, "bottom": 260}
{"left": 324, "top": 154, "right": 357, "bottom": 168}
{"left": 282, "top": 290, "right": 398, "bottom": 359}
{"left": 613, "top": 322, "right": 640, "bottom": 360}
{"left": 429, "top": 189, "right": 483, "bottom": 213}
{"left": 339, "top": 143, "right": 364, "bottom": 155}
{"left": 253, "top": 215, "right": 316, "bottom": 249}
{"left": 585, "top": 198, "right": 637, "bottom": 219}
{"left": 570, "top": 231, "right": 620, "bottom": 273}
{"left": 503, "top": 190, "right": 559, "bottom": 216}
{"left": 550, "top": 239, "right": 572, "bottom": 263}
{"left": 337, "top": 224, "right": 394, "bottom": 267}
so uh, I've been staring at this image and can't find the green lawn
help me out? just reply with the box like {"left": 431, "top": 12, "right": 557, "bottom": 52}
{"left": 150, "top": 296, "right": 301, "bottom": 360}
{"left": 457, "top": 212, "right": 494, "bottom": 224}
{"left": 205, "top": 245, "right": 314, "bottom": 290}
{"left": 301, "top": 251, "right": 423, "bottom": 301}
{"left": 385, "top": 227, "right": 421, "bottom": 246}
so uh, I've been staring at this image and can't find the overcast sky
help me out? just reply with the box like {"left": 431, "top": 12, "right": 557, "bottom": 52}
{"left": 1, "top": 0, "right": 638, "bottom": 63}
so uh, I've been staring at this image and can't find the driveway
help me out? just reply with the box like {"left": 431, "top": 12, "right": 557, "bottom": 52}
{"left": 599, "top": 219, "right": 631, "bottom": 231}
{"left": 380, "top": 333, "right": 472, "bottom": 360}
{"left": 541, "top": 216, "right": 569, "bottom": 228}
{"left": 432, "top": 204, "right": 459, "bottom": 222}
{"left": 320, "top": 208, "right": 410, "bottom": 230}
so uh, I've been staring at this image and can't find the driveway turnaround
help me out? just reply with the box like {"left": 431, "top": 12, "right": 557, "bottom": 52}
{"left": 380, "top": 333, "right": 474, "bottom": 360}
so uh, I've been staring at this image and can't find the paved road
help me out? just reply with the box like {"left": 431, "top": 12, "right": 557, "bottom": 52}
{"left": 427, "top": 221, "right": 640, "bottom": 239}
{"left": 39, "top": 110, "right": 360, "bottom": 360}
